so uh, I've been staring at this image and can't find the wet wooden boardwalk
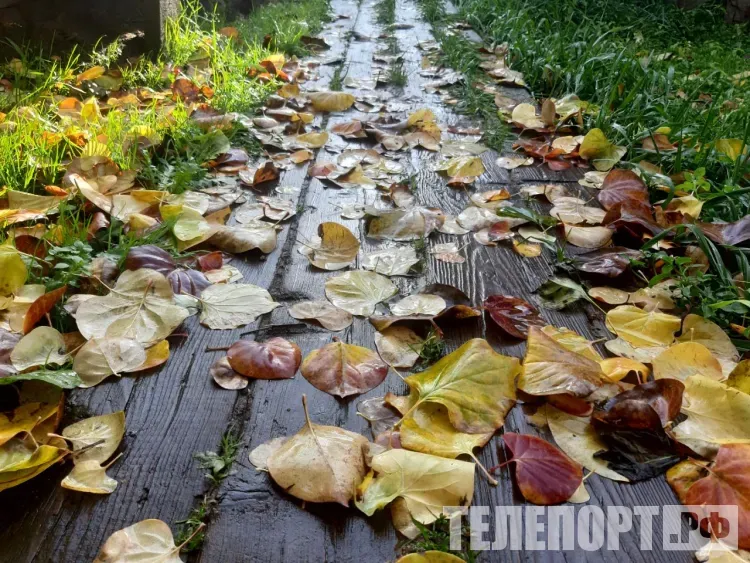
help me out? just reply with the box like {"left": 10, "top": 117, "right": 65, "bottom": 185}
{"left": 0, "top": 0, "right": 690, "bottom": 561}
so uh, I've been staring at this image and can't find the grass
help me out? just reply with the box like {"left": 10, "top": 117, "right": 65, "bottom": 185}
{"left": 175, "top": 496, "right": 213, "bottom": 553}
{"left": 194, "top": 429, "right": 242, "bottom": 485}
{"left": 399, "top": 514, "right": 480, "bottom": 562}
{"left": 415, "top": 0, "right": 508, "bottom": 151}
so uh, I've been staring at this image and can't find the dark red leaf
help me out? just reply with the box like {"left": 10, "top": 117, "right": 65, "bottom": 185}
{"left": 602, "top": 204, "right": 662, "bottom": 239}
{"left": 501, "top": 432, "right": 583, "bottom": 505}
{"left": 22, "top": 286, "right": 68, "bottom": 334}
{"left": 546, "top": 393, "right": 593, "bottom": 417}
{"left": 87, "top": 212, "right": 110, "bottom": 241}
{"left": 0, "top": 329, "right": 21, "bottom": 377}
{"left": 483, "top": 295, "right": 545, "bottom": 339}
{"left": 227, "top": 337, "right": 302, "bottom": 380}
{"left": 698, "top": 216, "right": 750, "bottom": 246}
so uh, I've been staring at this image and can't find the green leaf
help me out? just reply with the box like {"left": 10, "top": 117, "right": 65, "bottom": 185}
{"left": 0, "top": 369, "right": 82, "bottom": 389}
{"left": 537, "top": 277, "right": 592, "bottom": 310}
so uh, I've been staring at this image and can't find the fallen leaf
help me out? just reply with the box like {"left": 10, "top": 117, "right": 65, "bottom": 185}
{"left": 597, "top": 169, "right": 651, "bottom": 213}
{"left": 355, "top": 448, "right": 475, "bottom": 538}
{"left": 390, "top": 294, "right": 446, "bottom": 317}
{"left": 227, "top": 337, "right": 301, "bottom": 379}
{"left": 199, "top": 284, "right": 279, "bottom": 330}
{"left": 307, "top": 91, "right": 356, "bottom": 112}
{"left": 325, "top": 271, "right": 398, "bottom": 316}
{"left": 288, "top": 300, "right": 353, "bottom": 331}
{"left": 396, "top": 552, "right": 466, "bottom": 563}
{"left": 61, "top": 459, "right": 118, "bottom": 494}
{"left": 21, "top": 286, "right": 67, "bottom": 334}
{"left": 677, "top": 314, "right": 739, "bottom": 372}
{"left": 93, "top": 519, "right": 182, "bottom": 563}
{"left": 73, "top": 337, "right": 148, "bottom": 388}
{"left": 578, "top": 129, "right": 626, "bottom": 171}
{"left": 208, "top": 221, "right": 278, "bottom": 254}
{"left": 573, "top": 247, "right": 641, "bottom": 277}
{"left": 362, "top": 247, "right": 421, "bottom": 276}
{"left": 600, "top": 357, "right": 650, "bottom": 382}
{"left": 0, "top": 243, "right": 27, "bottom": 297}
{"left": 75, "top": 269, "right": 189, "bottom": 345}
{"left": 62, "top": 411, "right": 125, "bottom": 464}
{"left": 402, "top": 339, "right": 518, "bottom": 433}
{"left": 652, "top": 342, "right": 723, "bottom": 382}
{"left": 541, "top": 325, "right": 602, "bottom": 360}
{"left": 606, "top": 305, "right": 680, "bottom": 347}
{"left": 435, "top": 156, "right": 485, "bottom": 178}
{"left": 537, "top": 277, "right": 590, "bottom": 310}
{"left": 10, "top": 326, "right": 68, "bottom": 371}
{"left": 263, "top": 397, "right": 368, "bottom": 505}
{"left": 511, "top": 103, "right": 546, "bottom": 130}
{"left": 301, "top": 222, "right": 360, "bottom": 270}
{"left": 520, "top": 327, "right": 603, "bottom": 398}
{"left": 563, "top": 224, "right": 613, "bottom": 248}
{"left": 374, "top": 327, "right": 423, "bottom": 369}
{"left": 501, "top": 432, "right": 583, "bottom": 505}
{"left": 210, "top": 356, "right": 248, "bottom": 390}
{"left": 483, "top": 295, "right": 545, "bottom": 339}
{"left": 550, "top": 197, "right": 606, "bottom": 225}
{"left": 301, "top": 340, "right": 388, "bottom": 398}
{"left": 496, "top": 155, "right": 534, "bottom": 169}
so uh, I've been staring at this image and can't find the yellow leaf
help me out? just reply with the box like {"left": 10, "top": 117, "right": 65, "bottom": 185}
{"left": 307, "top": 92, "right": 356, "bottom": 112}
{"left": 511, "top": 103, "right": 545, "bottom": 130}
{"left": 402, "top": 339, "right": 519, "bottom": 433}
{"left": 652, "top": 342, "right": 723, "bottom": 382}
{"left": 578, "top": 128, "right": 626, "bottom": 171}
{"left": 606, "top": 305, "right": 681, "bottom": 347}
{"left": 435, "top": 156, "right": 485, "bottom": 178}
{"left": 0, "top": 242, "right": 27, "bottom": 296}
{"left": 397, "top": 553, "right": 466, "bottom": 563}
{"left": 715, "top": 138, "right": 747, "bottom": 160}
{"left": 76, "top": 66, "right": 106, "bottom": 83}
{"left": 541, "top": 325, "right": 602, "bottom": 361}
{"left": 600, "top": 357, "right": 649, "bottom": 382}
{"left": 512, "top": 239, "right": 542, "bottom": 257}
{"left": 520, "top": 327, "right": 604, "bottom": 398}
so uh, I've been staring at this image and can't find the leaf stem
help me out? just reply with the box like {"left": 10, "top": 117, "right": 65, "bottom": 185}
{"left": 469, "top": 452, "right": 498, "bottom": 486}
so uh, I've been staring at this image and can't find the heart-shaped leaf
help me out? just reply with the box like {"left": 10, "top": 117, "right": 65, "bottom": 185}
{"left": 325, "top": 270, "right": 398, "bottom": 316}
{"left": 227, "top": 337, "right": 301, "bottom": 380}
{"left": 10, "top": 326, "right": 69, "bottom": 371}
{"left": 287, "top": 300, "right": 353, "bottom": 331}
{"left": 301, "top": 340, "right": 388, "bottom": 398}
{"left": 62, "top": 411, "right": 125, "bottom": 464}
{"left": 199, "top": 284, "right": 279, "bottom": 330}
{"left": 93, "top": 519, "right": 182, "bottom": 563}
{"left": 483, "top": 295, "right": 545, "bottom": 339}
{"left": 301, "top": 222, "right": 360, "bottom": 270}
{"left": 73, "top": 337, "right": 148, "bottom": 387}
{"left": 501, "top": 433, "right": 583, "bottom": 505}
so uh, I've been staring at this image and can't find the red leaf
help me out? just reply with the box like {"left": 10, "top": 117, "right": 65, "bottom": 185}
{"left": 502, "top": 432, "right": 583, "bottom": 505}
{"left": 546, "top": 393, "right": 593, "bottom": 417}
{"left": 197, "top": 252, "right": 223, "bottom": 272}
{"left": 483, "top": 295, "right": 545, "bottom": 339}
{"left": 227, "top": 337, "right": 302, "bottom": 380}
{"left": 167, "top": 269, "right": 210, "bottom": 297}
{"left": 124, "top": 245, "right": 176, "bottom": 274}
{"left": 22, "top": 286, "right": 67, "bottom": 334}
{"left": 685, "top": 444, "right": 750, "bottom": 549}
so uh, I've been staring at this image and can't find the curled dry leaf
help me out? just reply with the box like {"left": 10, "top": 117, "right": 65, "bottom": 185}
{"left": 210, "top": 356, "right": 248, "bottom": 390}
{"left": 301, "top": 222, "right": 360, "bottom": 270}
{"left": 355, "top": 448, "right": 475, "bottom": 538}
{"left": 75, "top": 269, "right": 189, "bottom": 345}
{"left": 288, "top": 300, "right": 353, "bottom": 332}
{"left": 93, "top": 519, "right": 183, "bottom": 563}
{"left": 483, "top": 295, "right": 545, "bottom": 339}
{"left": 262, "top": 397, "right": 369, "bottom": 506}
{"left": 374, "top": 326, "right": 423, "bottom": 369}
{"left": 501, "top": 432, "right": 583, "bottom": 505}
{"left": 520, "top": 327, "right": 603, "bottom": 398}
{"left": 402, "top": 338, "right": 519, "bottom": 434}
{"left": 199, "top": 283, "right": 279, "bottom": 330}
{"left": 325, "top": 270, "right": 398, "bottom": 316}
{"left": 301, "top": 340, "right": 388, "bottom": 398}
{"left": 227, "top": 337, "right": 301, "bottom": 380}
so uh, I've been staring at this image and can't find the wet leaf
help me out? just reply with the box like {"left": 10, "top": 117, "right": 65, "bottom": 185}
{"left": 301, "top": 340, "right": 388, "bottom": 398}
{"left": 403, "top": 339, "right": 518, "bottom": 434}
{"left": 210, "top": 356, "right": 248, "bottom": 390}
{"left": 501, "top": 432, "right": 583, "bottom": 505}
{"left": 390, "top": 294, "right": 446, "bottom": 317}
{"left": 578, "top": 129, "right": 626, "bottom": 171}
{"left": 677, "top": 314, "right": 739, "bottom": 373}
{"left": 0, "top": 243, "right": 27, "bottom": 297}
{"left": 368, "top": 208, "right": 441, "bottom": 241}
{"left": 288, "top": 300, "right": 353, "bottom": 331}
{"left": 325, "top": 271, "right": 398, "bottom": 316}
{"left": 563, "top": 224, "right": 613, "bottom": 248}
{"left": 209, "top": 221, "right": 278, "bottom": 254}
{"left": 597, "top": 169, "right": 651, "bottom": 212}
{"left": 435, "top": 156, "right": 485, "bottom": 178}
{"left": 75, "top": 269, "right": 189, "bottom": 345}
{"left": 61, "top": 459, "right": 118, "bottom": 494}
{"left": 374, "top": 326, "right": 423, "bottom": 369}
{"left": 301, "top": 222, "right": 360, "bottom": 270}
{"left": 199, "top": 284, "right": 279, "bottom": 330}
{"left": 699, "top": 216, "right": 750, "bottom": 246}
{"left": 496, "top": 155, "right": 534, "bottom": 169}
{"left": 520, "top": 327, "right": 603, "bottom": 398}
{"left": 362, "top": 247, "right": 420, "bottom": 276}
{"left": 545, "top": 405, "right": 629, "bottom": 482}
{"left": 483, "top": 295, "right": 545, "bottom": 339}
{"left": 307, "top": 91, "right": 356, "bottom": 112}
{"left": 396, "top": 552, "right": 465, "bottom": 563}
{"left": 606, "top": 305, "right": 681, "bottom": 347}
{"left": 10, "top": 326, "right": 68, "bottom": 371}
{"left": 63, "top": 411, "right": 125, "bottom": 464}
{"left": 261, "top": 398, "right": 369, "bottom": 505}
{"left": 227, "top": 337, "right": 301, "bottom": 380}
{"left": 73, "top": 337, "right": 148, "bottom": 387}
{"left": 549, "top": 197, "right": 606, "bottom": 225}
{"left": 93, "top": 519, "right": 182, "bottom": 563}
{"left": 574, "top": 247, "right": 641, "bottom": 277}
{"left": 652, "top": 342, "right": 723, "bottom": 382}
{"left": 537, "top": 277, "right": 589, "bottom": 310}
{"left": 22, "top": 286, "right": 67, "bottom": 334}
{"left": 355, "top": 448, "right": 475, "bottom": 538}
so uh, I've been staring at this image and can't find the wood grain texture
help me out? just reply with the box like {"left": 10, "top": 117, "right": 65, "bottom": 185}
{"left": 0, "top": 0, "right": 693, "bottom": 561}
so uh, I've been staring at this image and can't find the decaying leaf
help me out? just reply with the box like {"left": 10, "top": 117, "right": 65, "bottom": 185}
{"left": 10, "top": 326, "right": 68, "bottom": 371}
{"left": 325, "top": 271, "right": 398, "bottom": 316}
{"left": 483, "top": 295, "right": 545, "bottom": 339}
{"left": 300, "top": 222, "right": 360, "bottom": 270}
{"left": 61, "top": 459, "right": 118, "bottom": 494}
{"left": 301, "top": 340, "right": 388, "bottom": 397}
{"left": 288, "top": 300, "right": 353, "bottom": 331}
{"left": 210, "top": 356, "right": 248, "bottom": 390}
{"left": 374, "top": 326, "right": 423, "bottom": 369}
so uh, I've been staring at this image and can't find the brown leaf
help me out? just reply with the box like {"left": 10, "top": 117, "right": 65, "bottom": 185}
{"left": 597, "top": 169, "right": 651, "bottom": 214}
{"left": 301, "top": 340, "right": 388, "bottom": 398}
{"left": 227, "top": 337, "right": 301, "bottom": 380}
{"left": 22, "top": 286, "right": 68, "bottom": 334}
{"left": 210, "top": 356, "right": 248, "bottom": 390}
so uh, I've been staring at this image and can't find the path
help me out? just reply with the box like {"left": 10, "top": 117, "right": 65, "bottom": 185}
{"left": 0, "top": 0, "right": 691, "bottom": 561}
